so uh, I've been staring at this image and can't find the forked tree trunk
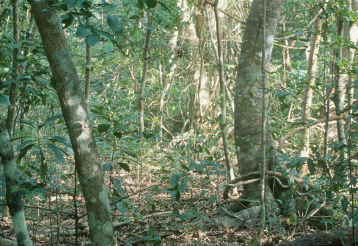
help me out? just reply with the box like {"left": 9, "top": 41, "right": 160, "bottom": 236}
{"left": 234, "top": 0, "right": 284, "bottom": 200}
{"left": 27, "top": 0, "right": 115, "bottom": 244}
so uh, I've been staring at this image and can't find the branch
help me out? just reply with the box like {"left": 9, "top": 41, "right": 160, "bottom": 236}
{"left": 204, "top": 0, "right": 246, "bottom": 24}
{"left": 278, "top": 116, "right": 346, "bottom": 149}
{"left": 275, "top": 8, "right": 323, "bottom": 40}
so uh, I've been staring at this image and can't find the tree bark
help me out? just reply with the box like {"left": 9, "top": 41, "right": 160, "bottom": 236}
{"left": 27, "top": 0, "right": 115, "bottom": 244}
{"left": 0, "top": 116, "right": 32, "bottom": 246}
{"left": 333, "top": 14, "right": 349, "bottom": 161}
{"left": 300, "top": 9, "right": 322, "bottom": 158}
{"left": 139, "top": 15, "right": 152, "bottom": 134}
{"left": 85, "top": 17, "right": 92, "bottom": 111}
{"left": 6, "top": 0, "right": 19, "bottom": 137}
{"left": 234, "top": 0, "right": 284, "bottom": 200}
{"left": 205, "top": 1, "right": 237, "bottom": 195}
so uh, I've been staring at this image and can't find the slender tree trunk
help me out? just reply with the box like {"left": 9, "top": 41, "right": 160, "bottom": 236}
{"left": 6, "top": 0, "right": 19, "bottom": 136}
{"left": 139, "top": 15, "right": 152, "bottom": 134}
{"left": 27, "top": 1, "right": 115, "bottom": 244}
{"left": 234, "top": 0, "right": 284, "bottom": 200}
{"left": 85, "top": 17, "right": 92, "bottom": 111}
{"left": 0, "top": 116, "right": 32, "bottom": 246}
{"left": 209, "top": 1, "right": 237, "bottom": 194}
{"left": 333, "top": 16, "right": 347, "bottom": 162}
{"left": 257, "top": 0, "right": 267, "bottom": 244}
{"left": 347, "top": 0, "right": 358, "bottom": 132}
{"left": 300, "top": 10, "right": 322, "bottom": 158}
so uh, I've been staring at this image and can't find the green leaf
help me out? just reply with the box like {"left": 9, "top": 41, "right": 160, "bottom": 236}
{"left": 119, "top": 162, "right": 130, "bottom": 172}
{"left": 49, "top": 136, "right": 70, "bottom": 146}
{"left": 107, "top": 15, "right": 119, "bottom": 34}
{"left": 157, "top": 1, "right": 170, "bottom": 12}
{"left": 92, "top": 29, "right": 115, "bottom": 41}
{"left": 76, "top": 24, "right": 91, "bottom": 38}
{"left": 87, "top": 34, "right": 99, "bottom": 46}
{"left": 16, "top": 140, "right": 35, "bottom": 152}
{"left": 147, "top": 226, "right": 157, "bottom": 236}
{"left": 147, "top": 0, "right": 157, "bottom": 8}
{"left": 67, "top": 0, "right": 79, "bottom": 7}
{"left": 98, "top": 124, "right": 111, "bottom": 133}
{"left": 275, "top": 91, "right": 290, "bottom": 101}
{"left": 47, "top": 143, "right": 65, "bottom": 165}
{"left": 200, "top": 190, "right": 207, "bottom": 198}
{"left": 333, "top": 197, "right": 340, "bottom": 206}
{"left": 40, "top": 151, "right": 48, "bottom": 181}
{"left": 112, "top": 178, "right": 122, "bottom": 192}
{"left": 62, "top": 15, "right": 74, "bottom": 28}
{"left": 103, "top": 42, "right": 114, "bottom": 53}
{"left": 138, "top": 0, "right": 144, "bottom": 9}
{"left": 171, "top": 173, "right": 180, "bottom": 187}
{"left": 102, "top": 3, "right": 118, "bottom": 13}
{"left": 132, "top": 26, "right": 142, "bottom": 42}
{"left": 103, "top": 162, "right": 113, "bottom": 172}
{"left": 120, "top": 149, "right": 137, "bottom": 157}
{"left": 16, "top": 143, "right": 35, "bottom": 164}
{"left": 43, "top": 114, "right": 63, "bottom": 125}
{"left": 114, "top": 131, "right": 122, "bottom": 139}
{"left": 49, "top": 136, "right": 74, "bottom": 156}
{"left": 19, "top": 119, "right": 36, "bottom": 127}
{"left": 326, "top": 189, "right": 333, "bottom": 200}
{"left": 341, "top": 196, "right": 349, "bottom": 212}
{"left": 307, "top": 158, "right": 315, "bottom": 175}
{"left": 0, "top": 93, "right": 10, "bottom": 105}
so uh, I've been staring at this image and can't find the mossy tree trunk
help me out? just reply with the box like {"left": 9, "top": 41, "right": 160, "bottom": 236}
{"left": 27, "top": 0, "right": 116, "bottom": 244}
{"left": 0, "top": 116, "right": 32, "bottom": 246}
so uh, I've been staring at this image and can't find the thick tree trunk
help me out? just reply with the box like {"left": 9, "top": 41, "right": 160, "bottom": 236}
{"left": 300, "top": 10, "right": 322, "bottom": 158}
{"left": 27, "top": 0, "right": 115, "bottom": 244}
{"left": 234, "top": 0, "right": 284, "bottom": 200}
{"left": 0, "top": 116, "right": 32, "bottom": 246}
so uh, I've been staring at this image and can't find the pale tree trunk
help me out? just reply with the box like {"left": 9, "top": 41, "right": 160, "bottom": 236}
{"left": 206, "top": 1, "right": 237, "bottom": 195}
{"left": 300, "top": 9, "right": 322, "bottom": 158}
{"left": 347, "top": 0, "right": 358, "bottom": 132}
{"left": 139, "top": 15, "right": 152, "bottom": 134}
{"left": 6, "top": 0, "right": 19, "bottom": 136}
{"left": 85, "top": 17, "right": 92, "bottom": 111}
{"left": 234, "top": 0, "right": 284, "bottom": 200}
{"left": 0, "top": 116, "right": 33, "bottom": 246}
{"left": 27, "top": 0, "right": 115, "bottom": 244}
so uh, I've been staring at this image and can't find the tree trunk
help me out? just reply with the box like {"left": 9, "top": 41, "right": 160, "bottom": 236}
{"left": 85, "top": 17, "right": 92, "bottom": 111}
{"left": 6, "top": 0, "right": 19, "bottom": 137}
{"left": 139, "top": 15, "right": 152, "bottom": 134}
{"left": 213, "top": 1, "right": 237, "bottom": 195}
{"left": 300, "top": 9, "right": 322, "bottom": 158}
{"left": 333, "top": 15, "right": 349, "bottom": 162}
{"left": 234, "top": 0, "right": 284, "bottom": 200}
{"left": 0, "top": 116, "right": 32, "bottom": 246}
{"left": 27, "top": 0, "right": 115, "bottom": 244}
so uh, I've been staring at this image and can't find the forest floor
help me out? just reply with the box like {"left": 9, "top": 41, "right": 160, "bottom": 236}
{"left": 0, "top": 169, "right": 336, "bottom": 245}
